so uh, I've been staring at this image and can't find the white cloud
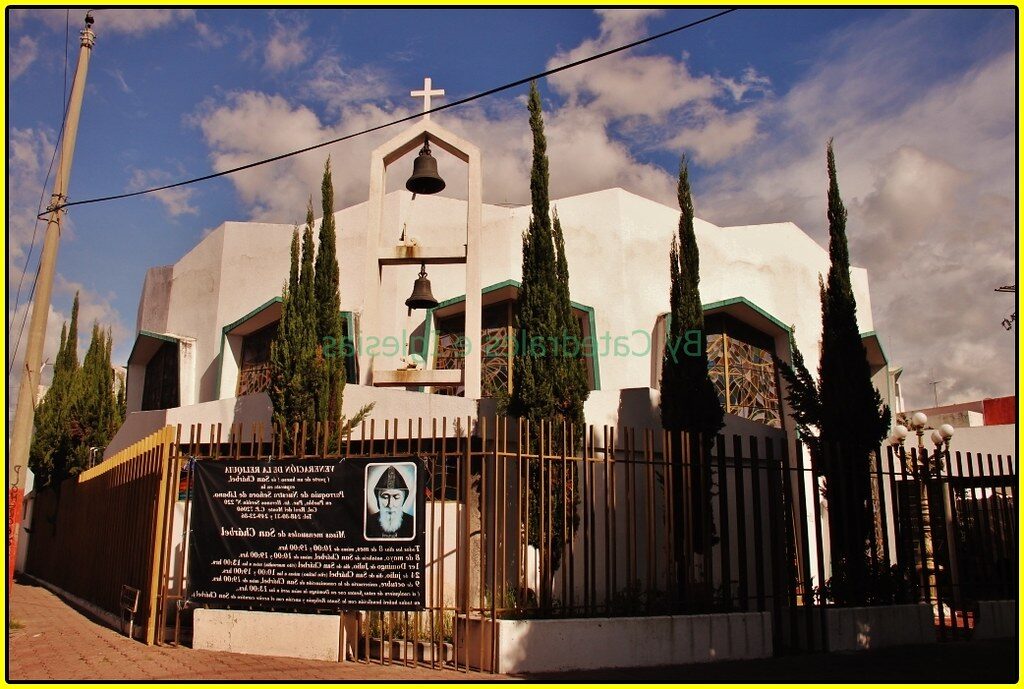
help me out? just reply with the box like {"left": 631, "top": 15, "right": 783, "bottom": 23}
{"left": 128, "top": 168, "right": 199, "bottom": 217}
{"left": 544, "top": 10, "right": 770, "bottom": 165}
{"left": 697, "top": 13, "right": 1015, "bottom": 407}
{"left": 9, "top": 36, "right": 38, "bottom": 80}
{"left": 11, "top": 8, "right": 194, "bottom": 35}
{"left": 192, "top": 10, "right": 768, "bottom": 221}
{"left": 7, "top": 127, "right": 58, "bottom": 288}
{"left": 303, "top": 54, "right": 394, "bottom": 115}
{"left": 264, "top": 18, "right": 309, "bottom": 74}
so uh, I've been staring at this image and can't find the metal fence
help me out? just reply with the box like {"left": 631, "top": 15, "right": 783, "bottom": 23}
{"left": 25, "top": 426, "right": 179, "bottom": 645}
{"left": 25, "top": 416, "right": 1017, "bottom": 667}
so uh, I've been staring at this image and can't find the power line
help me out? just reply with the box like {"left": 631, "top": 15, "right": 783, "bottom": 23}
{"left": 42, "top": 8, "right": 737, "bottom": 218}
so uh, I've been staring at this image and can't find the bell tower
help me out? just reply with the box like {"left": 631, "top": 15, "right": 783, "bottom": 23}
{"left": 357, "top": 78, "right": 483, "bottom": 399}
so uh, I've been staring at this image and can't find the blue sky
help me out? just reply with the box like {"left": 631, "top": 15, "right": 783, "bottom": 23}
{"left": 6, "top": 7, "right": 1017, "bottom": 409}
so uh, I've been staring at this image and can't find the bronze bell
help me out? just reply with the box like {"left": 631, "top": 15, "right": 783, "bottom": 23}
{"left": 405, "top": 137, "right": 445, "bottom": 195}
{"left": 405, "top": 263, "right": 438, "bottom": 311}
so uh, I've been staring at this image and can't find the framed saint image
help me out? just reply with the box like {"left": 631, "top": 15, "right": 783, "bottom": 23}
{"left": 364, "top": 461, "right": 417, "bottom": 541}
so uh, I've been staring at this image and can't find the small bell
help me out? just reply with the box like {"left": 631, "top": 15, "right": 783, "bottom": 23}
{"left": 405, "top": 137, "right": 446, "bottom": 196}
{"left": 405, "top": 263, "right": 438, "bottom": 311}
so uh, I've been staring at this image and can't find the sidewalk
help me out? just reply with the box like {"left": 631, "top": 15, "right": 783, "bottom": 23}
{"left": 7, "top": 581, "right": 1017, "bottom": 682}
{"left": 6, "top": 581, "right": 505, "bottom": 681}
{"left": 521, "top": 638, "right": 1018, "bottom": 683}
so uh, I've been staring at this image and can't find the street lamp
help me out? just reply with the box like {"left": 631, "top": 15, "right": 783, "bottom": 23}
{"left": 888, "top": 412, "right": 954, "bottom": 606}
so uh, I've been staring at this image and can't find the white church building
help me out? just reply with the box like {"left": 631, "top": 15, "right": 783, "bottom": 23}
{"left": 106, "top": 105, "right": 898, "bottom": 459}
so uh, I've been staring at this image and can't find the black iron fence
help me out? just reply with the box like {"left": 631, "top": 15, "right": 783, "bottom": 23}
{"left": 57, "top": 417, "right": 1013, "bottom": 668}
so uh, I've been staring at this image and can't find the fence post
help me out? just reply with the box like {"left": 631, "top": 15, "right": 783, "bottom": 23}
{"left": 144, "top": 426, "right": 175, "bottom": 645}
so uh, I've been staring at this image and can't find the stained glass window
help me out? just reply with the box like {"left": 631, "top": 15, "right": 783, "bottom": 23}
{"left": 433, "top": 299, "right": 594, "bottom": 398}
{"left": 237, "top": 322, "right": 277, "bottom": 396}
{"left": 705, "top": 315, "right": 782, "bottom": 428}
{"left": 434, "top": 303, "right": 513, "bottom": 398}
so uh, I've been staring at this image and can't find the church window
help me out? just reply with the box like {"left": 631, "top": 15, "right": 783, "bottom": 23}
{"left": 141, "top": 340, "right": 179, "bottom": 411}
{"left": 237, "top": 322, "right": 277, "bottom": 396}
{"left": 705, "top": 314, "right": 782, "bottom": 428}
{"left": 432, "top": 297, "right": 596, "bottom": 398}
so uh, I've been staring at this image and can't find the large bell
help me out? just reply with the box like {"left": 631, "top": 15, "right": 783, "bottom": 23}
{"left": 405, "top": 138, "right": 445, "bottom": 195}
{"left": 405, "top": 263, "right": 438, "bottom": 311}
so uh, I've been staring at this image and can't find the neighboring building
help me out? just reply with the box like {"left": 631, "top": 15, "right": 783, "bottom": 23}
{"left": 106, "top": 119, "right": 896, "bottom": 457}
{"left": 902, "top": 395, "right": 1016, "bottom": 460}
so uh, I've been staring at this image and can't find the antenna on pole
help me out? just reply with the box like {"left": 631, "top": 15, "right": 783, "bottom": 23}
{"left": 995, "top": 284, "right": 1015, "bottom": 330}
{"left": 928, "top": 380, "right": 942, "bottom": 408}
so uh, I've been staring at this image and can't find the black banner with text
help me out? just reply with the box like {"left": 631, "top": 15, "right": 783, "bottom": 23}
{"left": 188, "top": 456, "right": 425, "bottom": 612}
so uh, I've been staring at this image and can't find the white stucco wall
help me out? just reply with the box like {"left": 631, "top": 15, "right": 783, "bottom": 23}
{"left": 113, "top": 186, "right": 883, "bottom": 453}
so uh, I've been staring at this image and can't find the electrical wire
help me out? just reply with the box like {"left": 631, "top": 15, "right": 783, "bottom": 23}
{"left": 41, "top": 8, "right": 737, "bottom": 217}
{"left": 8, "top": 10, "right": 73, "bottom": 374}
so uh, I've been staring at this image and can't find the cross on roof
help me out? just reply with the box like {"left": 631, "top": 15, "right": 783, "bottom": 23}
{"left": 411, "top": 77, "right": 444, "bottom": 120}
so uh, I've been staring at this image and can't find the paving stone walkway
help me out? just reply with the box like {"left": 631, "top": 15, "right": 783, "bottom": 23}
{"left": 7, "top": 581, "right": 1016, "bottom": 682}
{"left": 6, "top": 582, "right": 505, "bottom": 681}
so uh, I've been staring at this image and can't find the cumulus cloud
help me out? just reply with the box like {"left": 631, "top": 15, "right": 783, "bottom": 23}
{"left": 546, "top": 10, "right": 771, "bottom": 164}
{"left": 9, "top": 36, "right": 38, "bottom": 80}
{"left": 128, "top": 168, "right": 199, "bottom": 217}
{"left": 264, "top": 17, "right": 309, "bottom": 74}
{"left": 184, "top": 9, "right": 1012, "bottom": 408}
{"left": 10, "top": 8, "right": 194, "bottom": 35}
{"left": 7, "top": 127, "right": 58, "bottom": 289}
{"left": 697, "top": 12, "right": 1015, "bottom": 407}
{"left": 190, "top": 11, "right": 769, "bottom": 221}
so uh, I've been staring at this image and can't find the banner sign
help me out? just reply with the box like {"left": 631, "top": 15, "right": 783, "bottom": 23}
{"left": 188, "top": 456, "right": 425, "bottom": 612}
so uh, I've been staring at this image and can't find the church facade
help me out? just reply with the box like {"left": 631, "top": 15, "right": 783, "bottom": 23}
{"left": 107, "top": 118, "right": 898, "bottom": 458}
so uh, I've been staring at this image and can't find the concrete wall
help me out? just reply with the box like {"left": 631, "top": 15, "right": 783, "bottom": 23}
{"left": 943, "top": 424, "right": 1016, "bottom": 465}
{"left": 458, "top": 612, "right": 772, "bottom": 673}
{"left": 114, "top": 186, "right": 883, "bottom": 455}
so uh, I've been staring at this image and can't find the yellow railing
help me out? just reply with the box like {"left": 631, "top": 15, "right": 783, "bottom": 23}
{"left": 25, "top": 425, "right": 179, "bottom": 645}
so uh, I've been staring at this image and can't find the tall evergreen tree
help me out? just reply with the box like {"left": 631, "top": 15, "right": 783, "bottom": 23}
{"left": 508, "top": 82, "right": 583, "bottom": 576}
{"left": 659, "top": 156, "right": 723, "bottom": 572}
{"left": 313, "top": 158, "right": 346, "bottom": 422}
{"left": 270, "top": 165, "right": 370, "bottom": 447}
{"left": 509, "top": 82, "right": 558, "bottom": 424}
{"left": 30, "top": 293, "right": 81, "bottom": 487}
{"left": 68, "top": 323, "right": 121, "bottom": 472}
{"left": 551, "top": 209, "right": 589, "bottom": 436}
{"left": 815, "top": 140, "right": 890, "bottom": 593}
{"left": 270, "top": 215, "right": 319, "bottom": 438}
{"left": 660, "top": 155, "right": 723, "bottom": 437}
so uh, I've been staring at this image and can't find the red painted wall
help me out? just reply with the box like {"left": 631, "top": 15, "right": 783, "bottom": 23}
{"left": 983, "top": 396, "right": 1016, "bottom": 426}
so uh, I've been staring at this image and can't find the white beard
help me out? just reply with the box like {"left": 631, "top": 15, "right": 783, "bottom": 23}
{"left": 378, "top": 507, "right": 404, "bottom": 534}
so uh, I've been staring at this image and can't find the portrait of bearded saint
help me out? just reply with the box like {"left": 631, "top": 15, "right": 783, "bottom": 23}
{"left": 366, "top": 465, "right": 415, "bottom": 539}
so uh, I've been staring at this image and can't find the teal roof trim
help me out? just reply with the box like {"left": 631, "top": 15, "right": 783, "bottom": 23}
{"left": 701, "top": 296, "right": 792, "bottom": 334}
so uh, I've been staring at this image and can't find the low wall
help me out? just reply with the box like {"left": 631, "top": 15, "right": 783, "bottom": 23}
{"left": 193, "top": 609, "right": 360, "bottom": 662}
{"left": 457, "top": 612, "right": 772, "bottom": 674}
{"left": 974, "top": 600, "right": 1017, "bottom": 640}
{"left": 824, "top": 603, "right": 933, "bottom": 651}
{"left": 777, "top": 603, "right": 934, "bottom": 653}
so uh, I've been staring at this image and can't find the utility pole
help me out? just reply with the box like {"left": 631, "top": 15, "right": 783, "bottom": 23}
{"left": 928, "top": 380, "right": 942, "bottom": 408}
{"left": 8, "top": 13, "right": 96, "bottom": 586}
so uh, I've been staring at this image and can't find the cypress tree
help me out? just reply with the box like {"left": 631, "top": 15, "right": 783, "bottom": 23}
{"left": 270, "top": 215, "right": 318, "bottom": 439}
{"left": 509, "top": 81, "right": 558, "bottom": 424}
{"left": 270, "top": 167, "right": 370, "bottom": 447}
{"left": 660, "top": 155, "right": 723, "bottom": 437}
{"left": 30, "top": 293, "right": 81, "bottom": 487}
{"left": 815, "top": 140, "right": 890, "bottom": 595}
{"left": 659, "top": 156, "right": 723, "bottom": 573}
{"left": 68, "top": 323, "right": 121, "bottom": 473}
{"left": 551, "top": 209, "right": 588, "bottom": 436}
{"left": 313, "top": 159, "right": 346, "bottom": 422}
{"left": 508, "top": 81, "right": 582, "bottom": 577}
